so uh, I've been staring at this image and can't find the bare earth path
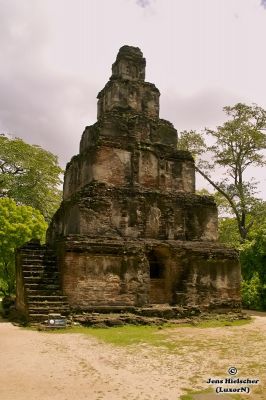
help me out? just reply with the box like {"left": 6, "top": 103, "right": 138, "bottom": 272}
{"left": 0, "top": 312, "right": 266, "bottom": 400}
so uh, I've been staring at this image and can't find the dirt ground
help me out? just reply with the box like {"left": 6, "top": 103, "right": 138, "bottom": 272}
{"left": 0, "top": 312, "right": 265, "bottom": 400}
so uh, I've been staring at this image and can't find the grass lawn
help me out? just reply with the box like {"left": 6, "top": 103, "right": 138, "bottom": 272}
{"left": 45, "top": 318, "right": 251, "bottom": 348}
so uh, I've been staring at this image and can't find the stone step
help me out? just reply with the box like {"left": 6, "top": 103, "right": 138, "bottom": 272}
{"left": 23, "top": 273, "right": 59, "bottom": 281}
{"left": 29, "top": 295, "right": 68, "bottom": 308}
{"left": 28, "top": 308, "right": 70, "bottom": 322}
{"left": 28, "top": 302, "right": 69, "bottom": 308}
{"left": 21, "top": 257, "right": 56, "bottom": 265}
{"left": 26, "top": 287, "right": 61, "bottom": 294}
{"left": 18, "top": 242, "right": 70, "bottom": 324}
{"left": 23, "top": 271, "right": 58, "bottom": 278}
{"left": 28, "top": 306, "right": 70, "bottom": 314}
{"left": 24, "top": 283, "right": 60, "bottom": 290}
{"left": 23, "top": 270, "right": 58, "bottom": 276}
{"left": 21, "top": 260, "right": 54, "bottom": 266}
{"left": 28, "top": 313, "right": 51, "bottom": 322}
{"left": 21, "top": 252, "right": 56, "bottom": 257}
{"left": 24, "top": 275, "right": 59, "bottom": 282}
{"left": 28, "top": 298, "right": 68, "bottom": 304}
{"left": 28, "top": 313, "right": 68, "bottom": 322}
{"left": 26, "top": 289, "right": 64, "bottom": 296}
{"left": 29, "top": 307, "right": 69, "bottom": 314}
{"left": 23, "top": 266, "right": 58, "bottom": 272}
{"left": 26, "top": 253, "right": 43, "bottom": 258}
{"left": 22, "top": 265, "right": 49, "bottom": 270}
{"left": 28, "top": 294, "right": 67, "bottom": 301}
{"left": 25, "top": 274, "right": 59, "bottom": 280}
{"left": 25, "top": 283, "right": 61, "bottom": 291}
{"left": 19, "top": 246, "right": 54, "bottom": 253}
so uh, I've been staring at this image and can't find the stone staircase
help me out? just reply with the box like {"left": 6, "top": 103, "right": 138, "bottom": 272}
{"left": 19, "top": 242, "right": 70, "bottom": 323}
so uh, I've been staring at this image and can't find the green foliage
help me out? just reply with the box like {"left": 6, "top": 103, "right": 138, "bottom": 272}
{"left": 208, "top": 103, "right": 266, "bottom": 240}
{"left": 218, "top": 214, "right": 266, "bottom": 309}
{"left": 0, "top": 134, "right": 63, "bottom": 221}
{"left": 177, "top": 130, "right": 206, "bottom": 159}
{"left": 240, "top": 226, "right": 266, "bottom": 279}
{"left": 218, "top": 218, "right": 242, "bottom": 248}
{"left": 241, "top": 273, "right": 265, "bottom": 310}
{"left": 0, "top": 198, "right": 47, "bottom": 295}
{"left": 208, "top": 103, "right": 266, "bottom": 169}
{"left": 178, "top": 103, "right": 266, "bottom": 241}
{"left": 240, "top": 221, "right": 266, "bottom": 310}
{"left": 195, "top": 188, "right": 212, "bottom": 196}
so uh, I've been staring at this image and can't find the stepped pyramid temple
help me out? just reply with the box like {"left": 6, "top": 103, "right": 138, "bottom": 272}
{"left": 16, "top": 46, "right": 241, "bottom": 322}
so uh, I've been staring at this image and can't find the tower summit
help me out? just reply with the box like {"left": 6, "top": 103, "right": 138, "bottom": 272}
{"left": 111, "top": 45, "right": 146, "bottom": 81}
{"left": 97, "top": 45, "right": 159, "bottom": 120}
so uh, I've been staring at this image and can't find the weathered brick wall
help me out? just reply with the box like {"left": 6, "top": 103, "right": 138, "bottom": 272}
{"left": 92, "top": 147, "right": 131, "bottom": 186}
{"left": 149, "top": 279, "right": 167, "bottom": 303}
{"left": 172, "top": 245, "right": 241, "bottom": 308}
{"left": 56, "top": 238, "right": 240, "bottom": 311}
{"left": 47, "top": 185, "right": 218, "bottom": 244}
{"left": 146, "top": 243, "right": 241, "bottom": 308}
{"left": 97, "top": 80, "right": 160, "bottom": 119}
{"left": 57, "top": 240, "right": 150, "bottom": 309}
{"left": 64, "top": 147, "right": 195, "bottom": 200}
{"left": 63, "top": 147, "right": 131, "bottom": 200}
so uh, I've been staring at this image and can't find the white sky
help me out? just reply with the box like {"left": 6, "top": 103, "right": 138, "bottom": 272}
{"left": 0, "top": 0, "right": 266, "bottom": 197}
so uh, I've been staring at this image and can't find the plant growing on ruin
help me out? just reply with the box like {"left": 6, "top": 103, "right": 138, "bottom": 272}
{"left": 178, "top": 103, "right": 266, "bottom": 242}
{"left": 0, "top": 134, "right": 63, "bottom": 221}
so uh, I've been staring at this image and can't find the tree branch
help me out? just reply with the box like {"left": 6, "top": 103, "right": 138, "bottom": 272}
{"left": 195, "top": 165, "right": 243, "bottom": 233}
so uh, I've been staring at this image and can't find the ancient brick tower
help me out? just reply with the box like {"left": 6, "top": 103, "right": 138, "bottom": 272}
{"left": 17, "top": 46, "right": 241, "bottom": 319}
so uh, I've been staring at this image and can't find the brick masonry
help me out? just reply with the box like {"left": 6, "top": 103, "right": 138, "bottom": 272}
{"left": 16, "top": 46, "right": 241, "bottom": 320}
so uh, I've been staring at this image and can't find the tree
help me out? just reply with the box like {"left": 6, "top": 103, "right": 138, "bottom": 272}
{"left": 0, "top": 198, "right": 47, "bottom": 296}
{"left": 218, "top": 217, "right": 241, "bottom": 248}
{"left": 0, "top": 134, "right": 63, "bottom": 221}
{"left": 178, "top": 103, "right": 266, "bottom": 241}
{"left": 177, "top": 129, "right": 206, "bottom": 158}
{"left": 240, "top": 216, "right": 266, "bottom": 310}
{"left": 241, "top": 273, "right": 265, "bottom": 310}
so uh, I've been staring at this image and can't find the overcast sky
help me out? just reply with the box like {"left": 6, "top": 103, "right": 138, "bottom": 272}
{"left": 1, "top": 0, "right": 266, "bottom": 197}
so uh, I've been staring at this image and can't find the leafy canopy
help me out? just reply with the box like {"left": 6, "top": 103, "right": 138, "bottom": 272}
{"left": 178, "top": 103, "right": 266, "bottom": 241}
{"left": 240, "top": 218, "right": 266, "bottom": 310}
{"left": 0, "top": 134, "right": 63, "bottom": 221}
{"left": 0, "top": 197, "right": 47, "bottom": 295}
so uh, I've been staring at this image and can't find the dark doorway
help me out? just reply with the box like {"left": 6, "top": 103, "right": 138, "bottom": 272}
{"left": 148, "top": 250, "right": 167, "bottom": 304}
{"left": 149, "top": 250, "right": 164, "bottom": 279}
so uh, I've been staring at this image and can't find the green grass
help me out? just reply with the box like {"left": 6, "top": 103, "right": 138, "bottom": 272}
{"left": 180, "top": 388, "right": 245, "bottom": 399}
{"left": 40, "top": 318, "right": 251, "bottom": 351}
{"left": 180, "top": 388, "right": 213, "bottom": 399}
{"left": 48, "top": 325, "right": 171, "bottom": 347}
{"left": 177, "top": 319, "right": 251, "bottom": 329}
